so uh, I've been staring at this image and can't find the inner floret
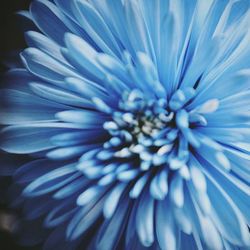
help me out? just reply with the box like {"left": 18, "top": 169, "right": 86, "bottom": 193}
{"left": 102, "top": 88, "right": 203, "bottom": 172}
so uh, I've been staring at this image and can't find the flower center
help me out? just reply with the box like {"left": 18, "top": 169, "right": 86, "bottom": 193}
{"left": 102, "top": 88, "right": 203, "bottom": 173}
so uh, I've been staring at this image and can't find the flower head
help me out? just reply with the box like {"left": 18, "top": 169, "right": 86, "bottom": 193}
{"left": 1, "top": 0, "right": 250, "bottom": 249}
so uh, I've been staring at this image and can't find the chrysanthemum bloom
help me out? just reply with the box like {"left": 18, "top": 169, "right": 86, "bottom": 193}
{"left": 0, "top": 0, "right": 250, "bottom": 249}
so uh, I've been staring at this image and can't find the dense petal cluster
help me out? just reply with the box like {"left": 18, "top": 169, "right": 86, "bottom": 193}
{"left": 0, "top": 0, "right": 250, "bottom": 249}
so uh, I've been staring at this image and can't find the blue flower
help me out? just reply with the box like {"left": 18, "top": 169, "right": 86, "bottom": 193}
{"left": 1, "top": 0, "right": 250, "bottom": 249}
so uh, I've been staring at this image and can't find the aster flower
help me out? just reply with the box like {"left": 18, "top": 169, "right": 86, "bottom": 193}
{"left": 1, "top": 0, "right": 250, "bottom": 249}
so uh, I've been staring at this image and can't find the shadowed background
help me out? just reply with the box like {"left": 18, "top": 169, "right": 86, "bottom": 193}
{"left": 0, "top": 1, "right": 31, "bottom": 72}
{"left": 0, "top": 1, "right": 31, "bottom": 249}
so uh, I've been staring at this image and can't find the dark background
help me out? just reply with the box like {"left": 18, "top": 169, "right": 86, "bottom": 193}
{"left": 0, "top": 1, "right": 31, "bottom": 72}
{"left": 0, "top": 1, "right": 31, "bottom": 249}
